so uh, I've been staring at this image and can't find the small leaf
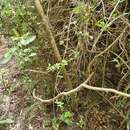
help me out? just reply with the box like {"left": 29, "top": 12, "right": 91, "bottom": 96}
{"left": 64, "top": 111, "right": 73, "bottom": 118}
{"left": 0, "top": 47, "right": 17, "bottom": 65}
{"left": 60, "top": 111, "right": 73, "bottom": 125}
{"left": 63, "top": 118, "right": 73, "bottom": 125}
{"left": 0, "top": 53, "right": 13, "bottom": 65}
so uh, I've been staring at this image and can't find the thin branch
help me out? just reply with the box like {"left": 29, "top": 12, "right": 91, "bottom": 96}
{"left": 92, "top": 0, "right": 122, "bottom": 50}
{"left": 110, "top": 51, "right": 130, "bottom": 71}
{"left": 82, "top": 84, "right": 130, "bottom": 97}
{"left": 23, "top": 69, "right": 48, "bottom": 74}
{"left": 33, "top": 73, "right": 130, "bottom": 103}
{"left": 87, "top": 26, "right": 127, "bottom": 74}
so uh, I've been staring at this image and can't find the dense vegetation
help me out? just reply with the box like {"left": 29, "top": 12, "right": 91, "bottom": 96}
{"left": 0, "top": 0, "right": 130, "bottom": 130}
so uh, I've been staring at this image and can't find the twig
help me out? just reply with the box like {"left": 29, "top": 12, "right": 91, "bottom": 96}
{"left": 108, "top": 0, "right": 121, "bottom": 21}
{"left": 92, "top": 0, "right": 121, "bottom": 50}
{"left": 92, "top": 13, "right": 128, "bottom": 51}
{"left": 110, "top": 51, "right": 130, "bottom": 71}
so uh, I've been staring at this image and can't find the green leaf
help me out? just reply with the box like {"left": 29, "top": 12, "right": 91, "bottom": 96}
{"left": 0, "top": 119, "right": 14, "bottom": 125}
{"left": 0, "top": 53, "right": 13, "bottom": 65}
{"left": 0, "top": 47, "right": 17, "bottom": 65}
{"left": 60, "top": 111, "right": 73, "bottom": 125}
{"left": 63, "top": 111, "right": 73, "bottom": 118}
{"left": 63, "top": 118, "right": 73, "bottom": 125}
{"left": 19, "top": 35, "right": 36, "bottom": 46}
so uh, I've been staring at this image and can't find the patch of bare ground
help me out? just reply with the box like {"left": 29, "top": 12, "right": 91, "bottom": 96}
{"left": 0, "top": 36, "right": 24, "bottom": 130}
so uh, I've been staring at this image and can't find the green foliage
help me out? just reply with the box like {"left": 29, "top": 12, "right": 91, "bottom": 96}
{"left": 55, "top": 101, "right": 64, "bottom": 111}
{"left": 115, "top": 97, "right": 128, "bottom": 109}
{"left": 111, "top": 12, "right": 118, "bottom": 20}
{"left": 0, "top": 48, "right": 17, "bottom": 65}
{"left": 47, "top": 60, "right": 68, "bottom": 72}
{"left": 0, "top": 4, "right": 12, "bottom": 17}
{"left": 0, "top": 118, "right": 14, "bottom": 130}
{"left": 0, "top": 0, "right": 36, "bottom": 36}
{"left": 0, "top": 118, "right": 14, "bottom": 125}
{"left": 47, "top": 50, "right": 80, "bottom": 73}
{"left": 51, "top": 108, "right": 86, "bottom": 130}
{"left": 15, "top": 46, "right": 37, "bottom": 68}
{"left": 0, "top": 33, "right": 37, "bottom": 67}
{"left": 16, "top": 34, "right": 36, "bottom": 46}
{"left": 76, "top": 116, "right": 85, "bottom": 129}
{"left": 59, "top": 111, "right": 73, "bottom": 125}
{"left": 51, "top": 111, "right": 73, "bottom": 130}
{"left": 73, "top": 3, "right": 86, "bottom": 15}
{"left": 95, "top": 19, "right": 108, "bottom": 31}
{"left": 73, "top": 2, "right": 90, "bottom": 23}
{"left": 51, "top": 102, "right": 74, "bottom": 130}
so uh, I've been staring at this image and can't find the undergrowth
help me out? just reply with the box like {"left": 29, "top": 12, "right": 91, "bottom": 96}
{"left": 0, "top": 0, "right": 130, "bottom": 130}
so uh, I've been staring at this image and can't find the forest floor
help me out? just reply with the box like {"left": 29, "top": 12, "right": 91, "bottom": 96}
{"left": 0, "top": 41, "right": 25, "bottom": 130}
